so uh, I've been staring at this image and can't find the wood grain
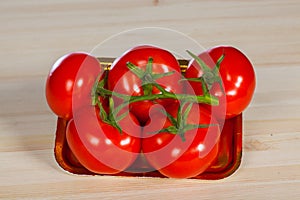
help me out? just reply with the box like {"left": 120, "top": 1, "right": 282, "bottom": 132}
{"left": 1, "top": 0, "right": 300, "bottom": 199}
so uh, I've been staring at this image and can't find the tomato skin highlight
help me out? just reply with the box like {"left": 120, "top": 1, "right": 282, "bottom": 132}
{"left": 66, "top": 106, "right": 141, "bottom": 174}
{"left": 45, "top": 52, "right": 101, "bottom": 120}
{"left": 107, "top": 45, "right": 182, "bottom": 125}
{"left": 185, "top": 46, "right": 256, "bottom": 119}
{"left": 142, "top": 104, "right": 220, "bottom": 178}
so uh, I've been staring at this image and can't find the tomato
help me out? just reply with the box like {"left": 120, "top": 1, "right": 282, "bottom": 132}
{"left": 45, "top": 52, "right": 101, "bottom": 119}
{"left": 142, "top": 104, "right": 220, "bottom": 178}
{"left": 66, "top": 105, "right": 141, "bottom": 174}
{"left": 185, "top": 46, "right": 256, "bottom": 119}
{"left": 107, "top": 45, "right": 182, "bottom": 125}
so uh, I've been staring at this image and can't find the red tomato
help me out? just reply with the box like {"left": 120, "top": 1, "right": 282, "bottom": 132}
{"left": 45, "top": 52, "right": 101, "bottom": 119}
{"left": 185, "top": 46, "right": 256, "bottom": 119}
{"left": 66, "top": 105, "right": 141, "bottom": 174}
{"left": 142, "top": 104, "right": 220, "bottom": 178}
{"left": 107, "top": 45, "right": 182, "bottom": 125}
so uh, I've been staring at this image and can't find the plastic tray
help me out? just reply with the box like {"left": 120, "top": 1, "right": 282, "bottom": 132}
{"left": 53, "top": 58, "right": 243, "bottom": 179}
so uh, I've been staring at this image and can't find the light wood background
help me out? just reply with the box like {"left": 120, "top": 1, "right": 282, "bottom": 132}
{"left": 1, "top": 0, "right": 300, "bottom": 199}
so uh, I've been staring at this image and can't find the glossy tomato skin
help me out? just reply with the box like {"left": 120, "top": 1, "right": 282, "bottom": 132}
{"left": 107, "top": 45, "right": 182, "bottom": 125}
{"left": 45, "top": 52, "right": 101, "bottom": 120}
{"left": 185, "top": 46, "right": 256, "bottom": 119}
{"left": 142, "top": 104, "right": 220, "bottom": 178}
{"left": 66, "top": 106, "right": 141, "bottom": 174}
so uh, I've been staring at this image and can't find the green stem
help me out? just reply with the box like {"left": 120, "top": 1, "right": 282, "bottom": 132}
{"left": 98, "top": 86, "right": 218, "bottom": 106}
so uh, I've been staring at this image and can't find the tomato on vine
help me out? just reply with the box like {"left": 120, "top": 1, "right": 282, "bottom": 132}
{"left": 142, "top": 103, "right": 220, "bottom": 178}
{"left": 45, "top": 52, "right": 101, "bottom": 119}
{"left": 66, "top": 105, "right": 141, "bottom": 174}
{"left": 185, "top": 46, "right": 256, "bottom": 119}
{"left": 46, "top": 44, "right": 255, "bottom": 179}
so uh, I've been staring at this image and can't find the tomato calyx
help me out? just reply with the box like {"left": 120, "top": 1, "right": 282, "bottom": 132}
{"left": 127, "top": 57, "right": 175, "bottom": 96}
{"left": 185, "top": 50, "right": 225, "bottom": 93}
{"left": 151, "top": 102, "right": 215, "bottom": 142}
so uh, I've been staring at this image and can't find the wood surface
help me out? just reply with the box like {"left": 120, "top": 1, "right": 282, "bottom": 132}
{"left": 1, "top": 0, "right": 300, "bottom": 199}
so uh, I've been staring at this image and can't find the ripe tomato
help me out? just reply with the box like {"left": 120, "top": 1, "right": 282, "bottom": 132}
{"left": 142, "top": 104, "right": 220, "bottom": 178}
{"left": 66, "top": 105, "right": 141, "bottom": 174}
{"left": 45, "top": 52, "right": 101, "bottom": 119}
{"left": 185, "top": 46, "right": 256, "bottom": 119}
{"left": 107, "top": 45, "right": 182, "bottom": 125}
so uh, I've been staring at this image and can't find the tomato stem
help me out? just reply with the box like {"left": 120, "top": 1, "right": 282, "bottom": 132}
{"left": 97, "top": 86, "right": 218, "bottom": 105}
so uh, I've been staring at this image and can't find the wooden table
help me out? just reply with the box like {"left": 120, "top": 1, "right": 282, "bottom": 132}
{"left": 1, "top": 1, "right": 299, "bottom": 199}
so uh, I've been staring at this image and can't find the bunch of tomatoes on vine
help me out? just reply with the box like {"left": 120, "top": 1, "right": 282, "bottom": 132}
{"left": 46, "top": 45, "right": 255, "bottom": 179}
